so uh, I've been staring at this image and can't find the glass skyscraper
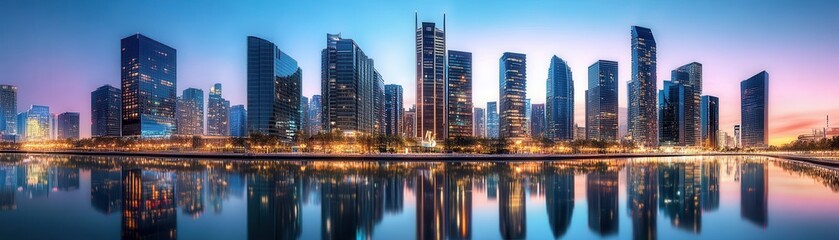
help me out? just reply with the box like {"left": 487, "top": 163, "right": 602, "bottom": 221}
{"left": 700, "top": 95, "right": 719, "bottom": 148}
{"left": 740, "top": 71, "right": 769, "bottom": 148}
{"left": 0, "top": 85, "right": 16, "bottom": 136}
{"left": 499, "top": 52, "right": 527, "bottom": 139}
{"left": 672, "top": 62, "right": 703, "bottom": 146}
{"left": 628, "top": 26, "right": 658, "bottom": 147}
{"left": 57, "top": 112, "right": 80, "bottom": 140}
{"left": 207, "top": 83, "right": 229, "bottom": 136}
{"left": 531, "top": 103, "right": 546, "bottom": 138}
{"left": 447, "top": 50, "right": 473, "bottom": 138}
{"left": 91, "top": 84, "right": 122, "bottom": 137}
{"left": 658, "top": 80, "right": 686, "bottom": 146}
{"left": 229, "top": 105, "right": 247, "bottom": 137}
{"left": 415, "top": 14, "right": 447, "bottom": 140}
{"left": 307, "top": 95, "right": 322, "bottom": 135}
{"left": 121, "top": 34, "right": 177, "bottom": 138}
{"left": 385, "top": 85, "right": 404, "bottom": 137}
{"left": 321, "top": 33, "right": 378, "bottom": 135}
{"left": 546, "top": 56, "right": 574, "bottom": 141}
{"left": 247, "top": 36, "right": 302, "bottom": 143}
{"left": 176, "top": 88, "right": 203, "bottom": 136}
{"left": 586, "top": 60, "right": 619, "bottom": 141}
{"left": 374, "top": 71, "right": 385, "bottom": 135}
{"left": 473, "top": 107, "right": 485, "bottom": 138}
{"left": 25, "top": 105, "right": 50, "bottom": 141}
{"left": 300, "top": 96, "right": 309, "bottom": 137}
{"left": 487, "top": 102, "right": 499, "bottom": 138}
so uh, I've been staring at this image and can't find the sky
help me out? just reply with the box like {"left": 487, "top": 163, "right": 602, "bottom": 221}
{"left": 1, "top": 0, "right": 837, "bottom": 145}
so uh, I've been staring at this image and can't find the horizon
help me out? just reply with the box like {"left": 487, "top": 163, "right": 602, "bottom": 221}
{"left": 1, "top": 0, "right": 838, "bottom": 145}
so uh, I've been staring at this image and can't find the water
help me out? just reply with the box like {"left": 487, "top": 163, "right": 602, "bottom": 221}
{"left": 1, "top": 154, "right": 838, "bottom": 240}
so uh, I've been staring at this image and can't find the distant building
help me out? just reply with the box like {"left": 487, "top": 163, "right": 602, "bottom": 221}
{"left": 25, "top": 105, "right": 51, "bottom": 141}
{"left": 531, "top": 104, "right": 545, "bottom": 138}
{"left": 404, "top": 106, "right": 417, "bottom": 139}
{"left": 16, "top": 112, "right": 26, "bottom": 138}
{"left": 300, "top": 96, "right": 309, "bottom": 136}
{"left": 473, "top": 108, "right": 486, "bottom": 138}
{"left": 525, "top": 98, "right": 532, "bottom": 136}
{"left": 385, "top": 85, "right": 404, "bottom": 137}
{"left": 658, "top": 80, "right": 686, "bottom": 146}
{"left": 734, "top": 125, "right": 741, "bottom": 148}
{"left": 416, "top": 14, "right": 447, "bottom": 140}
{"left": 700, "top": 95, "right": 719, "bottom": 148}
{"left": 229, "top": 105, "right": 247, "bottom": 137}
{"left": 91, "top": 85, "right": 121, "bottom": 137}
{"left": 247, "top": 36, "right": 302, "bottom": 143}
{"left": 546, "top": 56, "right": 574, "bottom": 141}
{"left": 0, "top": 85, "right": 17, "bottom": 136}
{"left": 586, "top": 60, "right": 619, "bottom": 141}
{"left": 628, "top": 26, "right": 658, "bottom": 147}
{"left": 121, "top": 34, "right": 177, "bottom": 138}
{"left": 307, "top": 95, "right": 322, "bottom": 135}
{"left": 57, "top": 112, "right": 80, "bottom": 140}
{"left": 176, "top": 88, "right": 203, "bottom": 136}
{"left": 499, "top": 52, "right": 527, "bottom": 139}
{"left": 207, "top": 83, "right": 230, "bottom": 136}
{"left": 321, "top": 33, "right": 379, "bottom": 135}
{"left": 672, "top": 62, "right": 703, "bottom": 146}
{"left": 740, "top": 71, "right": 769, "bottom": 148}
{"left": 447, "top": 50, "right": 473, "bottom": 138}
{"left": 487, "top": 102, "right": 499, "bottom": 138}
{"left": 373, "top": 71, "right": 386, "bottom": 135}
{"left": 574, "top": 124, "right": 586, "bottom": 140}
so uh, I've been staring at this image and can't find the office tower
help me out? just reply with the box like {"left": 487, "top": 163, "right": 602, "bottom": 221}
{"left": 307, "top": 95, "right": 322, "bottom": 135}
{"left": 546, "top": 56, "right": 574, "bottom": 141}
{"left": 740, "top": 71, "right": 769, "bottom": 148}
{"left": 586, "top": 60, "right": 619, "bottom": 141}
{"left": 300, "top": 96, "right": 309, "bottom": 136}
{"left": 416, "top": 13, "right": 447, "bottom": 140}
{"left": 321, "top": 33, "right": 379, "bottom": 135}
{"left": 385, "top": 85, "right": 404, "bottom": 137}
{"left": 672, "top": 62, "right": 703, "bottom": 146}
{"left": 57, "top": 112, "right": 80, "bottom": 140}
{"left": 487, "top": 102, "right": 499, "bottom": 138}
{"left": 447, "top": 50, "right": 473, "bottom": 138}
{"left": 247, "top": 36, "right": 302, "bottom": 143}
{"left": 22, "top": 105, "right": 50, "bottom": 141}
{"left": 734, "top": 125, "right": 741, "bottom": 148}
{"left": 176, "top": 88, "right": 203, "bottom": 136}
{"left": 207, "top": 83, "right": 230, "bottom": 136}
{"left": 524, "top": 99, "right": 532, "bottom": 136}
{"left": 374, "top": 71, "right": 385, "bottom": 135}
{"left": 0, "top": 85, "right": 16, "bottom": 136}
{"left": 473, "top": 108, "right": 486, "bottom": 138}
{"left": 50, "top": 113, "right": 58, "bottom": 140}
{"left": 499, "top": 52, "right": 527, "bottom": 139}
{"left": 404, "top": 106, "right": 417, "bottom": 138}
{"left": 91, "top": 85, "right": 121, "bottom": 137}
{"left": 229, "top": 105, "right": 247, "bottom": 137}
{"left": 628, "top": 26, "right": 658, "bottom": 147}
{"left": 658, "top": 80, "right": 686, "bottom": 146}
{"left": 16, "top": 112, "right": 26, "bottom": 138}
{"left": 531, "top": 104, "right": 545, "bottom": 138}
{"left": 121, "top": 34, "right": 177, "bottom": 138}
{"left": 700, "top": 95, "right": 719, "bottom": 148}
{"left": 574, "top": 124, "right": 586, "bottom": 140}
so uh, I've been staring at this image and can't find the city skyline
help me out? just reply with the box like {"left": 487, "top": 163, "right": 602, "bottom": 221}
{"left": 1, "top": 1, "right": 838, "bottom": 144}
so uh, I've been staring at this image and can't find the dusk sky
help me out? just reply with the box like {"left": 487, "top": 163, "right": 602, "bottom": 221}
{"left": 1, "top": 0, "right": 837, "bottom": 145}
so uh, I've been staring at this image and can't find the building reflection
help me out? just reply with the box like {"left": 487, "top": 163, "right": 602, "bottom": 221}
{"left": 587, "top": 169, "right": 619, "bottom": 236}
{"left": 357, "top": 175, "right": 384, "bottom": 238}
{"left": 177, "top": 171, "right": 205, "bottom": 218}
{"left": 499, "top": 166, "right": 526, "bottom": 239}
{"left": 247, "top": 168, "right": 301, "bottom": 240}
{"left": 0, "top": 165, "right": 16, "bottom": 211}
{"left": 741, "top": 162, "right": 768, "bottom": 227}
{"left": 446, "top": 166, "right": 472, "bottom": 240}
{"left": 701, "top": 161, "right": 720, "bottom": 211}
{"left": 658, "top": 161, "right": 701, "bottom": 233}
{"left": 416, "top": 168, "right": 445, "bottom": 240}
{"left": 121, "top": 168, "right": 177, "bottom": 240}
{"left": 51, "top": 166, "right": 79, "bottom": 191}
{"left": 627, "top": 161, "right": 657, "bottom": 240}
{"left": 384, "top": 174, "right": 404, "bottom": 214}
{"left": 91, "top": 168, "right": 122, "bottom": 214}
{"left": 207, "top": 167, "right": 243, "bottom": 214}
{"left": 545, "top": 167, "right": 574, "bottom": 238}
{"left": 17, "top": 163, "right": 50, "bottom": 198}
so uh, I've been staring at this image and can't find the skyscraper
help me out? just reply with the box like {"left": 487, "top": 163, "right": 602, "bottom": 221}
{"left": 321, "top": 33, "right": 378, "bottom": 135}
{"left": 121, "top": 34, "right": 177, "bottom": 138}
{"left": 373, "top": 71, "right": 385, "bottom": 135}
{"left": 57, "top": 112, "right": 80, "bottom": 140}
{"left": 700, "top": 95, "right": 719, "bottom": 148}
{"left": 734, "top": 125, "right": 741, "bottom": 148}
{"left": 628, "top": 26, "right": 658, "bottom": 147}
{"left": 473, "top": 108, "right": 486, "bottom": 138}
{"left": 208, "top": 83, "right": 230, "bottom": 136}
{"left": 25, "top": 105, "right": 50, "bottom": 141}
{"left": 546, "top": 56, "right": 574, "bottom": 141}
{"left": 176, "top": 88, "right": 203, "bottom": 136}
{"left": 740, "top": 71, "right": 769, "bottom": 148}
{"left": 586, "top": 60, "right": 619, "bottom": 141}
{"left": 524, "top": 98, "right": 532, "bottom": 136}
{"left": 658, "top": 80, "right": 686, "bottom": 146}
{"left": 415, "top": 13, "right": 447, "bottom": 140}
{"left": 404, "top": 106, "right": 417, "bottom": 138}
{"left": 447, "top": 50, "right": 473, "bottom": 138}
{"left": 307, "top": 95, "right": 322, "bottom": 135}
{"left": 229, "top": 105, "right": 247, "bottom": 137}
{"left": 0, "top": 85, "right": 16, "bottom": 136}
{"left": 531, "top": 104, "right": 546, "bottom": 138}
{"left": 16, "top": 112, "right": 26, "bottom": 138}
{"left": 499, "top": 52, "right": 527, "bottom": 139}
{"left": 300, "top": 96, "right": 309, "bottom": 137}
{"left": 672, "top": 62, "right": 703, "bottom": 146}
{"left": 91, "top": 85, "right": 121, "bottom": 137}
{"left": 247, "top": 36, "right": 302, "bottom": 143}
{"left": 487, "top": 102, "right": 499, "bottom": 138}
{"left": 385, "top": 85, "right": 404, "bottom": 137}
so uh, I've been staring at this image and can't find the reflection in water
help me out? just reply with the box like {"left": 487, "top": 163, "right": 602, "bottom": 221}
{"left": 91, "top": 168, "right": 122, "bottom": 214}
{"left": 659, "top": 161, "right": 702, "bottom": 233}
{"left": 587, "top": 168, "right": 619, "bottom": 236}
{"left": 499, "top": 166, "right": 526, "bottom": 239}
{"left": 0, "top": 165, "right": 16, "bottom": 210}
{"left": 545, "top": 166, "right": 574, "bottom": 238}
{"left": 446, "top": 166, "right": 472, "bottom": 240}
{"left": 701, "top": 161, "right": 720, "bottom": 211}
{"left": 247, "top": 167, "right": 300, "bottom": 240}
{"left": 177, "top": 171, "right": 205, "bottom": 218}
{"left": 741, "top": 162, "right": 768, "bottom": 227}
{"left": 416, "top": 168, "right": 445, "bottom": 240}
{"left": 628, "top": 161, "right": 657, "bottom": 240}
{"left": 122, "top": 168, "right": 177, "bottom": 240}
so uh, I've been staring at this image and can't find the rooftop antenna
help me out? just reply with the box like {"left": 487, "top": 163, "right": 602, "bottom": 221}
{"left": 414, "top": 11, "right": 418, "bottom": 30}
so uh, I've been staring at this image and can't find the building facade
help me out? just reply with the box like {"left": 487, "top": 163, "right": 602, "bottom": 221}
{"left": 0, "top": 85, "right": 16, "bottom": 136}
{"left": 658, "top": 80, "right": 686, "bottom": 146}
{"left": 672, "top": 62, "right": 703, "bottom": 146}
{"left": 25, "top": 105, "right": 50, "bottom": 141}
{"left": 531, "top": 103, "right": 546, "bottom": 138}
{"left": 300, "top": 96, "right": 309, "bottom": 137}
{"left": 447, "top": 50, "right": 473, "bottom": 138}
{"left": 247, "top": 36, "right": 302, "bottom": 143}
{"left": 385, "top": 85, "right": 404, "bottom": 137}
{"left": 499, "top": 52, "right": 527, "bottom": 139}
{"left": 321, "top": 33, "right": 378, "bottom": 135}
{"left": 415, "top": 14, "right": 447, "bottom": 140}
{"left": 473, "top": 108, "right": 486, "bottom": 138}
{"left": 207, "top": 83, "right": 229, "bottom": 136}
{"left": 121, "top": 34, "right": 177, "bottom": 138}
{"left": 628, "top": 26, "right": 658, "bottom": 147}
{"left": 700, "top": 95, "right": 719, "bottom": 148}
{"left": 487, "top": 102, "right": 499, "bottom": 138}
{"left": 57, "top": 112, "right": 80, "bottom": 140}
{"left": 546, "top": 56, "right": 574, "bottom": 141}
{"left": 176, "top": 88, "right": 203, "bottom": 136}
{"left": 229, "top": 105, "right": 247, "bottom": 137}
{"left": 307, "top": 95, "right": 322, "bottom": 135}
{"left": 586, "top": 60, "right": 619, "bottom": 141}
{"left": 91, "top": 85, "right": 121, "bottom": 137}
{"left": 740, "top": 71, "right": 769, "bottom": 148}
{"left": 404, "top": 106, "right": 417, "bottom": 138}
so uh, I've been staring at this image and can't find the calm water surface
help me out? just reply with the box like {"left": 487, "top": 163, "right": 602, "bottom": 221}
{"left": 1, "top": 154, "right": 838, "bottom": 240}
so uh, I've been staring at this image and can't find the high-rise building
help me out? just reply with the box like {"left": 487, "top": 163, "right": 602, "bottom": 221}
{"left": 734, "top": 125, "right": 741, "bottom": 148}
{"left": 672, "top": 62, "right": 703, "bottom": 146}
{"left": 57, "top": 112, "right": 80, "bottom": 140}
{"left": 0, "top": 85, "right": 17, "bottom": 136}
{"left": 628, "top": 26, "right": 658, "bottom": 147}
{"left": 524, "top": 98, "right": 532, "bottom": 136}
{"left": 385, "top": 85, "right": 404, "bottom": 137}
{"left": 487, "top": 102, "right": 499, "bottom": 138}
{"left": 229, "top": 105, "right": 247, "bottom": 137}
{"left": 499, "top": 52, "right": 527, "bottom": 139}
{"left": 307, "top": 95, "right": 322, "bottom": 135}
{"left": 546, "top": 56, "right": 574, "bottom": 141}
{"left": 700, "top": 95, "right": 719, "bottom": 149}
{"left": 247, "top": 36, "right": 302, "bottom": 143}
{"left": 176, "top": 88, "right": 203, "bottom": 136}
{"left": 473, "top": 108, "right": 486, "bottom": 138}
{"left": 586, "top": 60, "right": 619, "bottom": 141}
{"left": 740, "top": 71, "right": 769, "bottom": 148}
{"left": 91, "top": 85, "right": 121, "bottom": 137}
{"left": 415, "top": 14, "right": 447, "bottom": 140}
{"left": 207, "top": 83, "right": 230, "bottom": 136}
{"left": 25, "top": 105, "right": 50, "bottom": 141}
{"left": 447, "top": 50, "right": 473, "bottom": 138}
{"left": 121, "top": 34, "right": 177, "bottom": 138}
{"left": 404, "top": 106, "right": 417, "bottom": 138}
{"left": 575, "top": 124, "right": 586, "bottom": 140}
{"left": 321, "top": 33, "right": 379, "bottom": 135}
{"left": 531, "top": 104, "right": 546, "bottom": 138}
{"left": 373, "top": 71, "right": 385, "bottom": 135}
{"left": 300, "top": 96, "right": 309, "bottom": 136}
{"left": 16, "top": 112, "right": 26, "bottom": 138}
{"left": 658, "top": 80, "right": 686, "bottom": 146}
